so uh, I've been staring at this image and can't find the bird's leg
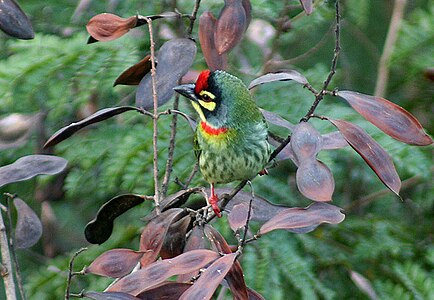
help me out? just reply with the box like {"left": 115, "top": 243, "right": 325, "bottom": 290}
{"left": 209, "top": 183, "right": 222, "bottom": 218}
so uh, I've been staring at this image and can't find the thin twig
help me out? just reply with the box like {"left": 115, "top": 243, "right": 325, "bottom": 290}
{"left": 146, "top": 17, "right": 161, "bottom": 214}
{"left": 65, "top": 248, "right": 87, "bottom": 300}
{"left": 238, "top": 189, "right": 254, "bottom": 252}
{"left": 374, "top": 0, "right": 407, "bottom": 97}
{"left": 301, "top": 0, "right": 341, "bottom": 122}
{"left": 0, "top": 204, "right": 17, "bottom": 300}
{"left": 6, "top": 195, "right": 26, "bottom": 300}
{"left": 187, "top": 0, "right": 202, "bottom": 37}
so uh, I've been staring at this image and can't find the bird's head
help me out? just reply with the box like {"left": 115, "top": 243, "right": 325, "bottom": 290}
{"left": 174, "top": 70, "right": 252, "bottom": 128}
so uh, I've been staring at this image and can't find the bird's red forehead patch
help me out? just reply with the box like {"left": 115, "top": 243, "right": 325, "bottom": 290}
{"left": 195, "top": 70, "right": 211, "bottom": 94}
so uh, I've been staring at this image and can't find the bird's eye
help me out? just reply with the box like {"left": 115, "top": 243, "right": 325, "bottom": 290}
{"left": 202, "top": 94, "right": 210, "bottom": 101}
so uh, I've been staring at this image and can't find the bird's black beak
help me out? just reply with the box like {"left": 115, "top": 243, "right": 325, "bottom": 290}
{"left": 173, "top": 84, "right": 199, "bottom": 102}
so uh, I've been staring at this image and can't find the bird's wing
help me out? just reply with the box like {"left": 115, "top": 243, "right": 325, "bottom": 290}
{"left": 193, "top": 130, "right": 201, "bottom": 160}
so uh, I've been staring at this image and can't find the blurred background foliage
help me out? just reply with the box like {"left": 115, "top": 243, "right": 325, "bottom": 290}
{"left": 0, "top": 0, "right": 432, "bottom": 299}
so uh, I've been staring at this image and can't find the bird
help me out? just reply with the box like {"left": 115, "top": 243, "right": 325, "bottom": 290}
{"left": 174, "top": 70, "right": 271, "bottom": 217}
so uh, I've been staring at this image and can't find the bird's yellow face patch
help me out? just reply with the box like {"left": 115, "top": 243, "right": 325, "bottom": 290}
{"left": 198, "top": 90, "right": 216, "bottom": 111}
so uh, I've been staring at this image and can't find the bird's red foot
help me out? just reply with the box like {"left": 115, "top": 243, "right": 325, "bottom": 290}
{"left": 209, "top": 194, "right": 221, "bottom": 218}
{"left": 258, "top": 168, "right": 269, "bottom": 176}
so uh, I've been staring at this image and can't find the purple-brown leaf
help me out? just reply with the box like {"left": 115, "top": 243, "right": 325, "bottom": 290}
{"left": 214, "top": 0, "right": 247, "bottom": 54}
{"left": 299, "top": 0, "right": 313, "bottom": 15}
{"left": 321, "top": 131, "right": 349, "bottom": 150}
{"left": 177, "top": 226, "right": 206, "bottom": 283}
{"left": 139, "top": 208, "right": 184, "bottom": 266}
{"left": 136, "top": 282, "right": 192, "bottom": 299}
{"left": 13, "top": 197, "right": 42, "bottom": 249}
{"left": 241, "top": 0, "right": 252, "bottom": 28}
{"left": 260, "top": 109, "right": 295, "bottom": 131}
{"left": 87, "top": 13, "right": 137, "bottom": 42}
{"left": 248, "top": 71, "right": 309, "bottom": 90}
{"left": 136, "top": 39, "right": 196, "bottom": 109}
{"left": 160, "top": 216, "right": 191, "bottom": 259}
{"left": 204, "top": 225, "right": 232, "bottom": 254}
{"left": 259, "top": 202, "right": 345, "bottom": 235}
{"left": 85, "top": 194, "right": 145, "bottom": 245}
{"left": 296, "top": 159, "right": 335, "bottom": 201}
{"left": 83, "top": 291, "right": 141, "bottom": 300}
{"left": 114, "top": 55, "right": 152, "bottom": 86}
{"left": 337, "top": 91, "right": 433, "bottom": 146}
{"left": 107, "top": 249, "right": 220, "bottom": 295}
{"left": 247, "top": 288, "right": 266, "bottom": 300}
{"left": 0, "top": 155, "right": 68, "bottom": 188}
{"left": 44, "top": 106, "right": 143, "bottom": 148}
{"left": 199, "top": 12, "right": 228, "bottom": 71}
{"left": 85, "top": 249, "right": 143, "bottom": 278}
{"left": 291, "top": 122, "right": 322, "bottom": 163}
{"left": 0, "top": 0, "right": 34, "bottom": 39}
{"left": 179, "top": 253, "right": 237, "bottom": 300}
{"left": 329, "top": 119, "right": 401, "bottom": 196}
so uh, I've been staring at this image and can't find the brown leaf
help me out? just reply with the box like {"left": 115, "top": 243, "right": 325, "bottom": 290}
{"left": 107, "top": 249, "right": 220, "bottom": 295}
{"left": 44, "top": 106, "right": 143, "bottom": 148}
{"left": 86, "top": 13, "right": 137, "bottom": 42}
{"left": 114, "top": 55, "right": 152, "bottom": 86}
{"left": 160, "top": 216, "right": 192, "bottom": 259}
{"left": 13, "top": 197, "right": 42, "bottom": 249}
{"left": 0, "top": 155, "right": 68, "bottom": 188}
{"left": 248, "top": 71, "right": 309, "bottom": 89}
{"left": 259, "top": 202, "right": 345, "bottom": 235}
{"left": 260, "top": 109, "right": 295, "bottom": 131}
{"left": 85, "top": 194, "right": 145, "bottom": 245}
{"left": 241, "top": 0, "right": 252, "bottom": 28}
{"left": 179, "top": 253, "right": 237, "bottom": 300}
{"left": 337, "top": 91, "right": 433, "bottom": 146}
{"left": 0, "top": 0, "right": 34, "bottom": 39}
{"left": 290, "top": 122, "right": 322, "bottom": 163}
{"left": 177, "top": 226, "right": 206, "bottom": 282}
{"left": 321, "top": 131, "right": 349, "bottom": 150}
{"left": 226, "top": 261, "right": 248, "bottom": 300}
{"left": 204, "top": 225, "right": 232, "bottom": 254}
{"left": 228, "top": 203, "right": 249, "bottom": 231}
{"left": 135, "top": 39, "right": 196, "bottom": 109}
{"left": 247, "top": 288, "right": 266, "bottom": 300}
{"left": 139, "top": 208, "right": 184, "bottom": 266}
{"left": 296, "top": 159, "right": 335, "bottom": 201}
{"left": 299, "top": 0, "right": 313, "bottom": 15}
{"left": 199, "top": 12, "right": 228, "bottom": 71}
{"left": 83, "top": 291, "right": 141, "bottom": 300}
{"left": 85, "top": 249, "right": 143, "bottom": 278}
{"left": 329, "top": 119, "right": 401, "bottom": 196}
{"left": 136, "top": 282, "right": 192, "bottom": 299}
{"left": 215, "top": 0, "right": 247, "bottom": 54}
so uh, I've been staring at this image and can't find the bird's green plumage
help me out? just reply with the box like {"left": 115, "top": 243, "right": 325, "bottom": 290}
{"left": 192, "top": 71, "right": 271, "bottom": 184}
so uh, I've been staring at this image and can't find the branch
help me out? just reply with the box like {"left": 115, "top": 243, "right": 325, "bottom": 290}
{"left": 65, "top": 248, "right": 87, "bottom": 300}
{"left": 187, "top": 0, "right": 202, "bottom": 37}
{"left": 146, "top": 17, "right": 161, "bottom": 214}
{"left": 301, "top": 0, "right": 341, "bottom": 122}
{"left": 0, "top": 205, "right": 17, "bottom": 300}
{"left": 374, "top": 0, "right": 407, "bottom": 97}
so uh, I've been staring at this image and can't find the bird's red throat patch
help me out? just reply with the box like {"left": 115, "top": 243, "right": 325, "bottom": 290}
{"left": 195, "top": 70, "right": 211, "bottom": 94}
{"left": 200, "top": 121, "right": 228, "bottom": 136}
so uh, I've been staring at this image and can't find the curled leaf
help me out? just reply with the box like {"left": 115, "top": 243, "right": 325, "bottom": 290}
{"left": 85, "top": 194, "right": 145, "bottom": 244}
{"left": 248, "top": 71, "right": 308, "bottom": 90}
{"left": 199, "top": 12, "right": 228, "bottom": 71}
{"left": 0, "top": 0, "right": 34, "bottom": 39}
{"left": 0, "top": 155, "right": 68, "bottom": 188}
{"left": 214, "top": 0, "right": 247, "bottom": 54}
{"left": 296, "top": 159, "right": 335, "bottom": 201}
{"left": 135, "top": 38, "right": 197, "bottom": 109}
{"left": 259, "top": 202, "right": 345, "bottom": 235}
{"left": 337, "top": 91, "right": 433, "bottom": 146}
{"left": 107, "top": 249, "right": 220, "bottom": 295}
{"left": 87, "top": 13, "right": 137, "bottom": 42}
{"left": 139, "top": 208, "right": 184, "bottom": 266}
{"left": 290, "top": 122, "right": 322, "bottom": 163}
{"left": 114, "top": 55, "right": 152, "bottom": 86}
{"left": 13, "top": 197, "right": 42, "bottom": 249}
{"left": 329, "top": 119, "right": 401, "bottom": 196}
{"left": 44, "top": 106, "right": 143, "bottom": 148}
{"left": 179, "top": 253, "right": 237, "bottom": 300}
{"left": 85, "top": 249, "right": 143, "bottom": 278}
